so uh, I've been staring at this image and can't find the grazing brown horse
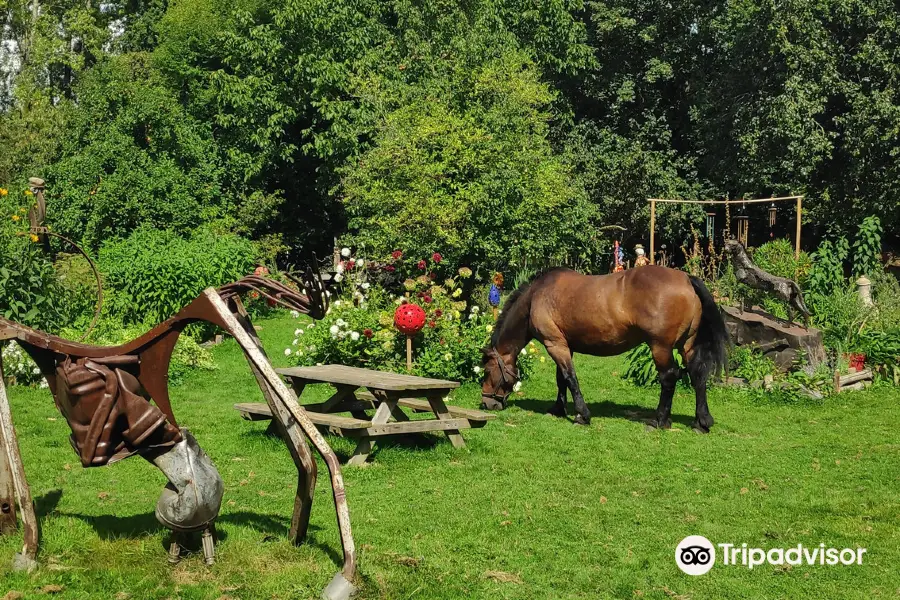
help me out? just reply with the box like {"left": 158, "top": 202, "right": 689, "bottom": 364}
{"left": 480, "top": 267, "right": 728, "bottom": 432}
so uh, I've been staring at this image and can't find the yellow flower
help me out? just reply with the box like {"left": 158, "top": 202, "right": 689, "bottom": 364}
{"left": 19, "top": 207, "right": 26, "bottom": 213}
{"left": 24, "top": 189, "right": 33, "bottom": 197}
{"left": 0, "top": 188, "right": 8, "bottom": 196}
{"left": 485, "top": 324, "right": 493, "bottom": 333}
{"left": 540, "top": 356, "right": 546, "bottom": 363}
{"left": 29, "top": 234, "right": 39, "bottom": 243}
{"left": 11, "top": 215, "right": 20, "bottom": 222}
{"left": 529, "top": 347, "right": 537, "bottom": 354}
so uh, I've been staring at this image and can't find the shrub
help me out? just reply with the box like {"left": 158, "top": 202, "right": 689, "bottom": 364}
{"left": 0, "top": 186, "right": 66, "bottom": 332}
{"left": 852, "top": 215, "right": 882, "bottom": 277}
{"left": 728, "top": 346, "right": 777, "bottom": 382}
{"left": 288, "top": 251, "right": 534, "bottom": 383}
{"left": 99, "top": 227, "right": 257, "bottom": 328}
{"left": 622, "top": 344, "right": 686, "bottom": 387}
{"left": 1, "top": 342, "right": 45, "bottom": 387}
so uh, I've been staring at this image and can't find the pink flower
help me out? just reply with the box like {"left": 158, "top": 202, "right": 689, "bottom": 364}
{"left": 391, "top": 250, "right": 403, "bottom": 260}
{"left": 385, "top": 265, "right": 396, "bottom": 272}
{"left": 434, "top": 309, "right": 443, "bottom": 317}
{"left": 417, "top": 259, "right": 427, "bottom": 270}
{"left": 431, "top": 252, "right": 442, "bottom": 263}
{"left": 424, "top": 295, "right": 433, "bottom": 303}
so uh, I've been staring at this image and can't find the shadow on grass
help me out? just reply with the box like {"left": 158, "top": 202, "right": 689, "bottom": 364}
{"left": 509, "top": 396, "right": 696, "bottom": 428}
{"left": 35, "top": 490, "right": 345, "bottom": 567}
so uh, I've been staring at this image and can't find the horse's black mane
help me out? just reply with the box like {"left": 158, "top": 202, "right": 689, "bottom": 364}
{"left": 489, "top": 267, "right": 571, "bottom": 348}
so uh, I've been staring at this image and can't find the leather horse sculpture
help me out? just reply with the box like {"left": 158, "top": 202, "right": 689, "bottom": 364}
{"left": 0, "top": 275, "right": 357, "bottom": 600}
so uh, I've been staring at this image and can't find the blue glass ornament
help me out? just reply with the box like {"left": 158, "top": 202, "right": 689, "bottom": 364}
{"left": 489, "top": 284, "right": 501, "bottom": 307}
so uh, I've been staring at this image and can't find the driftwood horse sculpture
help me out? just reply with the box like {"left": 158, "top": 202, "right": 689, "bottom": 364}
{"left": 724, "top": 239, "right": 810, "bottom": 327}
{"left": 480, "top": 267, "right": 728, "bottom": 432}
{"left": 0, "top": 275, "right": 356, "bottom": 600}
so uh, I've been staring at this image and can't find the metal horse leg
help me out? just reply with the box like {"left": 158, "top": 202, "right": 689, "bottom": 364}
{"left": 205, "top": 291, "right": 357, "bottom": 600}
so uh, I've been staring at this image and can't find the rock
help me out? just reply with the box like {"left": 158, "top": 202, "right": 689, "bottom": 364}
{"left": 723, "top": 306, "right": 826, "bottom": 372}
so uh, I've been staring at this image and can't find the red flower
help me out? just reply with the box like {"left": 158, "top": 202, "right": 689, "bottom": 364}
{"left": 363, "top": 328, "right": 374, "bottom": 339}
{"left": 249, "top": 291, "right": 260, "bottom": 300}
{"left": 417, "top": 291, "right": 425, "bottom": 298}
{"left": 431, "top": 252, "right": 442, "bottom": 263}
{"left": 428, "top": 320, "right": 436, "bottom": 328}
{"left": 345, "top": 260, "right": 354, "bottom": 270}
{"left": 417, "top": 259, "right": 427, "bottom": 270}
{"left": 424, "top": 295, "right": 433, "bottom": 303}
{"left": 385, "top": 265, "right": 396, "bottom": 272}
{"left": 391, "top": 250, "right": 403, "bottom": 260}
{"left": 434, "top": 309, "right": 443, "bottom": 317}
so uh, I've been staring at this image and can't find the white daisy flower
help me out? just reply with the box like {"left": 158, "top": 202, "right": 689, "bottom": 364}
{"left": 284, "top": 348, "right": 292, "bottom": 356}
{"left": 350, "top": 331, "right": 360, "bottom": 341}
{"left": 329, "top": 325, "right": 340, "bottom": 335}
{"left": 513, "top": 381, "right": 523, "bottom": 392}
{"left": 473, "top": 366, "right": 482, "bottom": 374}
{"left": 334, "top": 273, "right": 344, "bottom": 283}
{"left": 356, "top": 258, "right": 364, "bottom": 267}
{"left": 341, "top": 247, "right": 351, "bottom": 258}
{"left": 471, "top": 305, "right": 480, "bottom": 314}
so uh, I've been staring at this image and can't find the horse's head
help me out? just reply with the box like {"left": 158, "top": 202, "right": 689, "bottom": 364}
{"left": 479, "top": 347, "right": 519, "bottom": 410}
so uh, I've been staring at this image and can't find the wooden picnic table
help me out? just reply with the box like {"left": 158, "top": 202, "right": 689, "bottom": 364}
{"left": 234, "top": 364, "right": 495, "bottom": 466}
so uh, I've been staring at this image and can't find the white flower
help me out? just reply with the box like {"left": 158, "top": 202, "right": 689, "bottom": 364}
{"left": 520, "top": 348, "right": 527, "bottom": 355}
{"left": 336, "top": 263, "right": 345, "bottom": 273}
{"left": 338, "top": 331, "right": 347, "bottom": 339}
{"left": 39, "top": 380, "right": 48, "bottom": 389}
{"left": 294, "top": 328, "right": 303, "bottom": 336}
{"left": 284, "top": 348, "right": 292, "bottom": 356}
{"left": 290, "top": 310, "right": 300, "bottom": 318}
{"left": 329, "top": 325, "right": 340, "bottom": 335}
{"left": 471, "top": 305, "right": 480, "bottom": 314}
{"left": 334, "top": 273, "right": 344, "bottom": 282}
{"left": 443, "top": 352, "right": 453, "bottom": 361}
{"left": 361, "top": 282, "right": 370, "bottom": 290}
{"left": 473, "top": 366, "right": 482, "bottom": 374}
{"left": 468, "top": 313, "right": 476, "bottom": 320}
{"left": 32, "top": 367, "right": 40, "bottom": 375}
{"left": 296, "top": 350, "right": 304, "bottom": 356}
{"left": 350, "top": 331, "right": 360, "bottom": 341}
{"left": 336, "top": 319, "right": 346, "bottom": 327}
{"left": 485, "top": 324, "right": 493, "bottom": 332}
{"left": 513, "top": 381, "right": 523, "bottom": 392}
{"left": 356, "top": 258, "right": 364, "bottom": 267}
{"left": 334, "top": 300, "right": 342, "bottom": 307}
{"left": 341, "top": 247, "right": 351, "bottom": 258}
{"left": 292, "top": 338, "right": 299, "bottom": 346}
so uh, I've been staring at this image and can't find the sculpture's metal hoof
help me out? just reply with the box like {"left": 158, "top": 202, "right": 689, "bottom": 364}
{"left": 201, "top": 527, "right": 216, "bottom": 566}
{"left": 167, "top": 538, "right": 182, "bottom": 565}
{"left": 321, "top": 573, "right": 356, "bottom": 600}
{"left": 12, "top": 552, "right": 37, "bottom": 572}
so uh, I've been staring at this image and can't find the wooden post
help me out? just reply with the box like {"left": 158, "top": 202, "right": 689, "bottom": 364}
{"left": 0, "top": 423, "right": 17, "bottom": 535}
{"left": 406, "top": 336, "right": 413, "bottom": 371}
{"left": 649, "top": 200, "right": 656, "bottom": 265}
{"left": 0, "top": 352, "right": 39, "bottom": 561}
{"left": 795, "top": 196, "right": 802, "bottom": 259}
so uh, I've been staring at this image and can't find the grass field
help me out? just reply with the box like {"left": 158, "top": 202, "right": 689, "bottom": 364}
{"left": 1, "top": 313, "right": 898, "bottom": 599}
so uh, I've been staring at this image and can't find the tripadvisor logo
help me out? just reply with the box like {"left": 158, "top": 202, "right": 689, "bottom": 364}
{"left": 675, "top": 536, "right": 866, "bottom": 575}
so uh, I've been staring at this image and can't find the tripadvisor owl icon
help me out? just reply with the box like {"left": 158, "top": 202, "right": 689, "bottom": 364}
{"left": 676, "top": 535, "right": 716, "bottom": 575}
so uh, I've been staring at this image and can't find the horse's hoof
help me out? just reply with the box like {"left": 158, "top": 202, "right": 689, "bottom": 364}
{"left": 646, "top": 417, "right": 671, "bottom": 430}
{"left": 547, "top": 405, "right": 566, "bottom": 418}
{"left": 691, "top": 420, "right": 711, "bottom": 434}
{"left": 574, "top": 414, "right": 591, "bottom": 426}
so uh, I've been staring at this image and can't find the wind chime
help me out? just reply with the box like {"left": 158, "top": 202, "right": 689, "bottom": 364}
{"left": 705, "top": 211, "right": 716, "bottom": 240}
{"left": 768, "top": 202, "right": 777, "bottom": 239}
{"left": 734, "top": 201, "right": 749, "bottom": 246}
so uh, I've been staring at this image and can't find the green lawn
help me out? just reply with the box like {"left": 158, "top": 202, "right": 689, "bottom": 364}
{"left": 2, "top": 313, "right": 898, "bottom": 599}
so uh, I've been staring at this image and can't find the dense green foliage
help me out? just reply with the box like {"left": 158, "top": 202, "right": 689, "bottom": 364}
{"left": 2, "top": 0, "right": 898, "bottom": 262}
{"left": 99, "top": 227, "right": 257, "bottom": 327}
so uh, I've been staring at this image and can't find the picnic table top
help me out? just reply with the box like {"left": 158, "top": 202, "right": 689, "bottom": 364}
{"left": 276, "top": 364, "right": 460, "bottom": 391}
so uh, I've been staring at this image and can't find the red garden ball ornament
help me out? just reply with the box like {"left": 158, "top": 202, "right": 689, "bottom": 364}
{"left": 394, "top": 303, "right": 426, "bottom": 335}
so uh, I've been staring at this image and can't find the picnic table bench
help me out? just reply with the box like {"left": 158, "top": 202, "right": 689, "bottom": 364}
{"left": 234, "top": 364, "right": 495, "bottom": 465}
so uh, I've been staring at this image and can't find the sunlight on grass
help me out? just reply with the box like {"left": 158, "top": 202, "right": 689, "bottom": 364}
{"left": 1, "top": 314, "right": 897, "bottom": 599}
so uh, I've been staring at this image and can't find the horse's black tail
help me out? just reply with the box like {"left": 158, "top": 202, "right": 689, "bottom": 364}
{"left": 687, "top": 276, "right": 729, "bottom": 382}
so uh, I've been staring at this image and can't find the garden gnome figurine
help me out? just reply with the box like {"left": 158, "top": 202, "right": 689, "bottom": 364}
{"left": 634, "top": 244, "right": 649, "bottom": 267}
{"left": 489, "top": 272, "right": 503, "bottom": 319}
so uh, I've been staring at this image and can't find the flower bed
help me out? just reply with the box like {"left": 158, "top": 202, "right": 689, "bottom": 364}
{"left": 287, "top": 250, "right": 534, "bottom": 382}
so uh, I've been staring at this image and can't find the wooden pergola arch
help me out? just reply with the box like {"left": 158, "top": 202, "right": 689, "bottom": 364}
{"left": 647, "top": 195, "right": 804, "bottom": 264}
